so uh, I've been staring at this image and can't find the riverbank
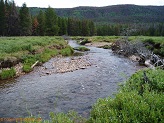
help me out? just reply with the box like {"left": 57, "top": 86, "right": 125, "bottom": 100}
{"left": 73, "top": 36, "right": 164, "bottom": 57}
{"left": 0, "top": 36, "right": 74, "bottom": 80}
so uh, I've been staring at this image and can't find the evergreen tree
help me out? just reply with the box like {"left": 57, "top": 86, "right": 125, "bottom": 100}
{"left": 0, "top": 0, "right": 5, "bottom": 36}
{"left": 82, "top": 20, "right": 89, "bottom": 36}
{"left": 32, "top": 17, "right": 39, "bottom": 35}
{"left": 7, "top": 1, "right": 20, "bottom": 36}
{"left": 89, "top": 20, "right": 95, "bottom": 36}
{"left": 37, "top": 10, "right": 45, "bottom": 36}
{"left": 45, "top": 6, "right": 59, "bottom": 36}
{"left": 19, "top": 3, "right": 32, "bottom": 36}
{"left": 4, "top": 0, "right": 10, "bottom": 35}
{"left": 60, "top": 18, "right": 67, "bottom": 35}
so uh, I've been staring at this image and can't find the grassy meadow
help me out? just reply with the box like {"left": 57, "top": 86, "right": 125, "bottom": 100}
{"left": 0, "top": 36, "right": 73, "bottom": 79}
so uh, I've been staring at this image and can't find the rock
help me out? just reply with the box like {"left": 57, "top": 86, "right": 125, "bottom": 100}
{"left": 129, "top": 55, "right": 140, "bottom": 62}
{"left": 54, "top": 56, "right": 92, "bottom": 73}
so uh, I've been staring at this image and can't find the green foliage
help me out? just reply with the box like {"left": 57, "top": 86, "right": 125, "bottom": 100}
{"left": 0, "top": 0, "right": 5, "bottom": 36}
{"left": 99, "top": 45, "right": 111, "bottom": 49}
{"left": 37, "top": 10, "right": 45, "bottom": 36}
{"left": 0, "top": 68, "right": 16, "bottom": 80}
{"left": 142, "top": 37, "right": 164, "bottom": 57}
{"left": 79, "top": 39, "right": 91, "bottom": 45}
{"left": 49, "top": 111, "right": 86, "bottom": 123}
{"left": 88, "top": 69, "right": 164, "bottom": 123}
{"left": 45, "top": 6, "right": 59, "bottom": 36}
{"left": 23, "top": 64, "right": 32, "bottom": 73}
{"left": 122, "top": 68, "right": 164, "bottom": 93}
{"left": 38, "top": 49, "right": 58, "bottom": 63}
{"left": 60, "top": 46, "right": 74, "bottom": 56}
{"left": 74, "top": 46, "right": 90, "bottom": 52}
{"left": 19, "top": 3, "right": 32, "bottom": 36}
{"left": 24, "top": 111, "right": 86, "bottom": 123}
{"left": 0, "top": 36, "right": 71, "bottom": 75}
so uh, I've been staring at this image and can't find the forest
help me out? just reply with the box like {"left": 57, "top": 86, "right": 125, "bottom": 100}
{"left": 0, "top": 0, "right": 95, "bottom": 36}
{"left": 0, "top": 0, "right": 164, "bottom": 36}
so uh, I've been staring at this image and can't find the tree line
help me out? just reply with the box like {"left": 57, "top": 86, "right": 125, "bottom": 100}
{"left": 0, "top": 0, "right": 164, "bottom": 37}
{"left": 0, "top": 0, "right": 96, "bottom": 36}
{"left": 96, "top": 23, "right": 164, "bottom": 36}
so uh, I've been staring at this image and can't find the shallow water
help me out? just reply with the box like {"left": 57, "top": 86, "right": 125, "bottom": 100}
{"left": 0, "top": 40, "right": 141, "bottom": 119}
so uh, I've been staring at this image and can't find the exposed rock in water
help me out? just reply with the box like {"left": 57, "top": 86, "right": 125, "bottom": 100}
{"left": 54, "top": 56, "right": 92, "bottom": 73}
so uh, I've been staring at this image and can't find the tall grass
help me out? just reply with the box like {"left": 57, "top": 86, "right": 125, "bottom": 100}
{"left": 0, "top": 36, "right": 74, "bottom": 73}
{"left": 0, "top": 36, "right": 68, "bottom": 60}
{"left": 0, "top": 68, "right": 16, "bottom": 80}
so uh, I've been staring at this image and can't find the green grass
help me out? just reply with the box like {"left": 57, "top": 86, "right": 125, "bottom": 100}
{"left": 72, "top": 36, "right": 164, "bottom": 56}
{"left": 72, "top": 36, "right": 120, "bottom": 43}
{"left": 0, "top": 68, "right": 16, "bottom": 80}
{"left": 128, "top": 36, "right": 164, "bottom": 56}
{"left": 74, "top": 46, "right": 90, "bottom": 52}
{"left": 0, "top": 36, "right": 68, "bottom": 60}
{"left": 60, "top": 46, "right": 74, "bottom": 56}
{"left": 0, "top": 36, "right": 73, "bottom": 74}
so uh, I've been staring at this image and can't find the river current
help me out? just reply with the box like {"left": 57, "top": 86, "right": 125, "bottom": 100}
{"left": 0, "top": 40, "right": 141, "bottom": 119}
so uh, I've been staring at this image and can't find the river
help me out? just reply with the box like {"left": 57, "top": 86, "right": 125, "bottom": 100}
{"left": 0, "top": 40, "right": 141, "bottom": 119}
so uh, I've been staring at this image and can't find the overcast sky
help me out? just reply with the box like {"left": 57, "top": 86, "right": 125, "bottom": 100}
{"left": 14, "top": 0, "right": 164, "bottom": 8}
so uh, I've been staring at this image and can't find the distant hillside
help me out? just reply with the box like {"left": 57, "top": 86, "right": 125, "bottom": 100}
{"left": 29, "top": 4, "right": 164, "bottom": 24}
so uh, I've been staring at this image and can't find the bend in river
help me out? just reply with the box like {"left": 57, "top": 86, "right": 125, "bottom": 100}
{"left": 0, "top": 40, "right": 141, "bottom": 119}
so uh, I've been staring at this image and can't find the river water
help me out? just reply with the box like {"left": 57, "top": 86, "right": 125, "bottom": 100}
{"left": 0, "top": 40, "right": 141, "bottom": 119}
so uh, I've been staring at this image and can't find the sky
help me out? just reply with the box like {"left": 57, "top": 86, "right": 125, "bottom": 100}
{"left": 14, "top": 0, "right": 164, "bottom": 8}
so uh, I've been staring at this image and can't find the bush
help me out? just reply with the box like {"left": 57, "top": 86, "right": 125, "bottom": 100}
{"left": 88, "top": 69, "right": 164, "bottom": 123}
{"left": 122, "top": 68, "right": 164, "bottom": 93}
{"left": 89, "top": 90, "right": 164, "bottom": 123}
{"left": 0, "top": 68, "right": 16, "bottom": 80}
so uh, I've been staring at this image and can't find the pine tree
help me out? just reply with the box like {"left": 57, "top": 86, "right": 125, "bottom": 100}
{"left": 7, "top": 1, "right": 20, "bottom": 36}
{"left": 0, "top": 0, "right": 5, "bottom": 36}
{"left": 19, "top": 3, "right": 32, "bottom": 36}
{"left": 37, "top": 10, "right": 45, "bottom": 36}
{"left": 32, "top": 17, "right": 39, "bottom": 35}
{"left": 89, "top": 20, "right": 95, "bottom": 36}
{"left": 45, "top": 6, "right": 59, "bottom": 36}
{"left": 61, "top": 18, "right": 67, "bottom": 35}
{"left": 82, "top": 20, "right": 89, "bottom": 36}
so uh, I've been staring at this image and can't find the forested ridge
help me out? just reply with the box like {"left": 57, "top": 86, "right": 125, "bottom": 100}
{"left": 30, "top": 5, "right": 164, "bottom": 24}
{"left": 0, "top": 0, "right": 164, "bottom": 36}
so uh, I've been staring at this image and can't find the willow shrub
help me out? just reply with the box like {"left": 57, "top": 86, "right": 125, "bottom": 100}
{"left": 88, "top": 69, "right": 164, "bottom": 123}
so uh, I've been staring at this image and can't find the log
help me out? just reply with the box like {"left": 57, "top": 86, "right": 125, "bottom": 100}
{"left": 31, "top": 61, "right": 39, "bottom": 68}
{"left": 145, "top": 60, "right": 155, "bottom": 69}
